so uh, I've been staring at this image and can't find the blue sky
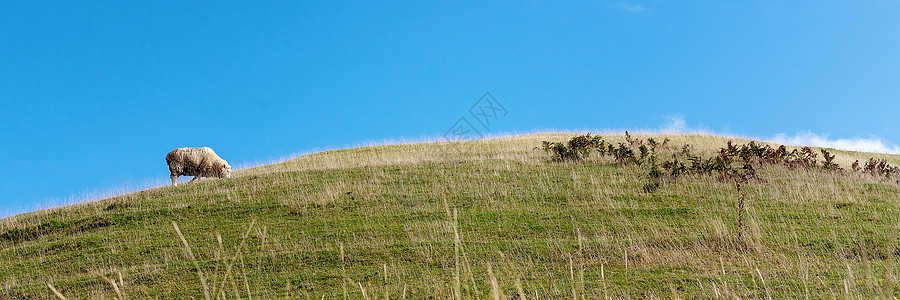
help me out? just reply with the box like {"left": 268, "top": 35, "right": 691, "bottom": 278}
{"left": 2, "top": 1, "right": 899, "bottom": 216}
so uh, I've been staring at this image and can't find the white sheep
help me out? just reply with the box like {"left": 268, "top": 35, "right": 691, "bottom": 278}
{"left": 165, "top": 147, "right": 232, "bottom": 186}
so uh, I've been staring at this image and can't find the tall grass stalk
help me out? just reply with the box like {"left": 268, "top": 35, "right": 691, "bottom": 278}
{"left": 47, "top": 283, "right": 66, "bottom": 299}
{"left": 172, "top": 221, "right": 211, "bottom": 300}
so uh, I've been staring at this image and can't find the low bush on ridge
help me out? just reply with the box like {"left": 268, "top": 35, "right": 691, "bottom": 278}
{"left": 542, "top": 132, "right": 899, "bottom": 184}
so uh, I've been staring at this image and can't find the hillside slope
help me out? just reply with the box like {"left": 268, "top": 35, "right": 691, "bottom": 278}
{"left": 2, "top": 133, "right": 900, "bottom": 298}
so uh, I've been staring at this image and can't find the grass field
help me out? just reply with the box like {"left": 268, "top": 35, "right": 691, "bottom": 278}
{"left": 2, "top": 133, "right": 900, "bottom": 298}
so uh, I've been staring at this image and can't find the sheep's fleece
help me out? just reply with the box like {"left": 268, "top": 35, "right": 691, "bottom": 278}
{"left": 165, "top": 147, "right": 231, "bottom": 186}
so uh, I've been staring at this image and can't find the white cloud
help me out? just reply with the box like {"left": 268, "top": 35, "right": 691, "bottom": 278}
{"left": 771, "top": 131, "right": 900, "bottom": 155}
{"left": 659, "top": 115, "right": 710, "bottom": 133}
{"left": 656, "top": 116, "right": 898, "bottom": 155}
{"left": 661, "top": 115, "right": 687, "bottom": 132}
{"left": 616, "top": 2, "right": 645, "bottom": 12}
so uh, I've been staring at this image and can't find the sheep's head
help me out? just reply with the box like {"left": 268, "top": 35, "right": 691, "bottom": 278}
{"left": 220, "top": 163, "right": 232, "bottom": 179}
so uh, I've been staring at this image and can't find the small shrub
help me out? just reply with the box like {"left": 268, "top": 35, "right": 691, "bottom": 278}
{"left": 625, "top": 131, "right": 641, "bottom": 147}
{"left": 647, "top": 153, "right": 663, "bottom": 179}
{"left": 541, "top": 134, "right": 606, "bottom": 162}
{"left": 662, "top": 159, "right": 687, "bottom": 178}
{"left": 647, "top": 137, "right": 670, "bottom": 151}
{"left": 862, "top": 158, "right": 900, "bottom": 178}
{"left": 821, "top": 149, "right": 839, "bottom": 171}
{"left": 637, "top": 145, "right": 650, "bottom": 165}
{"left": 611, "top": 143, "right": 636, "bottom": 164}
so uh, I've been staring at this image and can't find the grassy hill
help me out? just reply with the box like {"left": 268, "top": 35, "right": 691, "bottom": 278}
{"left": 3, "top": 133, "right": 900, "bottom": 298}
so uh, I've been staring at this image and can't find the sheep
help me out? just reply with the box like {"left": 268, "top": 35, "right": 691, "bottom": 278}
{"left": 165, "top": 147, "right": 232, "bottom": 186}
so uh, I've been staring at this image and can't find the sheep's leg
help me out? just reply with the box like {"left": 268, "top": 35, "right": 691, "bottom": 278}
{"left": 189, "top": 176, "right": 201, "bottom": 183}
{"left": 171, "top": 174, "right": 178, "bottom": 186}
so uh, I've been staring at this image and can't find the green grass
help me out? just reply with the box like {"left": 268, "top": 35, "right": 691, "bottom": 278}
{"left": 3, "top": 133, "right": 900, "bottom": 298}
